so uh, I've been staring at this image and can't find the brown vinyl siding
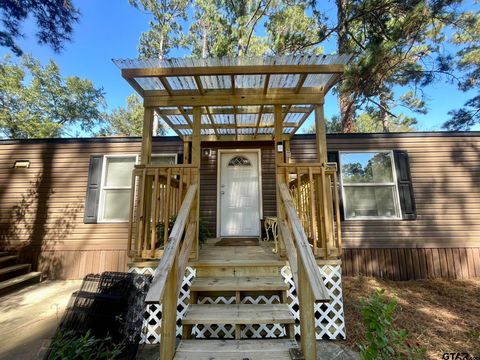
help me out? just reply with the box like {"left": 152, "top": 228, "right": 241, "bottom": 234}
{"left": 290, "top": 133, "right": 480, "bottom": 280}
{"left": 290, "top": 134, "right": 480, "bottom": 249}
{"left": 0, "top": 137, "right": 184, "bottom": 279}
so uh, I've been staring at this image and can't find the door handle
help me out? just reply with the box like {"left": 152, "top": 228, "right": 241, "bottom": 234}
{"left": 221, "top": 191, "right": 225, "bottom": 195}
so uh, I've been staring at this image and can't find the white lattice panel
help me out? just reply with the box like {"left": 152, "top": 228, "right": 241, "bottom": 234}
{"left": 128, "top": 266, "right": 196, "bottom": 344}
{"left": 129, "top": 264, "right": 345, "bottom": 344}
{"left": 281, "top": 264, "right": 345, "bottom": 340}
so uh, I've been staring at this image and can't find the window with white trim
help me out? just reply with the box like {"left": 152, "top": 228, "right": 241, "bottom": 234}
{"left": 340, "top": 151, "right": 401, "bottom": 220}
{"left": 99, "top": 155, "right": 137, "bottom": 222}
{"left": 98, "top": 153, "right": 178, "bottom": 222}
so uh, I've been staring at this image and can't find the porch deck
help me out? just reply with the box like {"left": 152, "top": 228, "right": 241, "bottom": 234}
{"left": 193, "top": 239, "right": 285, "bottom": 267}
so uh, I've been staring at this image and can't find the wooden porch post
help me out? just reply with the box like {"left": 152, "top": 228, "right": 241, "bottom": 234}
{"left": 135, "top": 107, "right": 154, "bottom": 256}
{"left": 314, "top": 104, "right": 327, "bottom": 164}
{"left": 141, "top": 107, "right": 154, "bottom": 165}
{"left": 274, "top": 105, "right": 286, "bottom": 257}
{"left": 191, "top": 106, "right": 201, "bottom": 259}
{"left": 314, "top": 103, "right": 334, "bottom": 257}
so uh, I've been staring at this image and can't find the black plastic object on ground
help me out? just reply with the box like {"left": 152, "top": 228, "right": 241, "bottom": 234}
{"left": 45, "top": 271, "right": 152, "bottom": 360}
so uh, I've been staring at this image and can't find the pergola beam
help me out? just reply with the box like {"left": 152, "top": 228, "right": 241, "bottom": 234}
{"left": 183, "top": 134, "right": 289, "bottom": 142}
{"left": 122, "top": 64, "right": 345, "bottom": 78}
{"left": 172, "top": 122, "right": 299, "bottom": 130}
{"left": 144, "top": 93, "right": 324, "bottom": 107}
{"left": 156, "top": 106, "right": 310, "bottom": 116}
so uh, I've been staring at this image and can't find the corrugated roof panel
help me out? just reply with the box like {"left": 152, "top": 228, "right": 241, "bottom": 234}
{"left": 200, "top": 75, "right": 231, "bottom": 89}
{"left": 284, "top": 112, "right": 302, "bottom": 124}
{"left": 114, "top": 54, "right": 352, "bottom": 71}
{"left": 168, "top": 76, "right": 197, "bottom": 90}
{"left": 269, "top": 74, "right": 300, "bottom": 88}
{"left": 201, "top": 114, "right": 210, "bottom": 124}
{"left": 236, "top": 74, "right": 265, "bottom": 88}
{"left": 134, "top": 77, "right": 164, "bottom": 91}
{"left": 260, "top": 113, "right": 274, "bottom": 126}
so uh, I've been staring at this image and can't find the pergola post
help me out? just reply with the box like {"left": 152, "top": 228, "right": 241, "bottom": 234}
{"left": 314, "top": 103, "right": 334, "bottom": 257}
{"left": 141, "top": 107, "right": 154, "bottom": 165}
{"left": 136, "top": 107, "right": 154, "bottom": 257}
{"left": 314, "top": 104, "right": 327, "bottom": 164}
{"left": 191, "top": 106, "right": 201, "bottom": 259}
{"left": 274, "top": 105, "right": 286, "bottom": 257}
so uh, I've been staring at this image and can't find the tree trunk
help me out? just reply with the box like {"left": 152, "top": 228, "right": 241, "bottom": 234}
{"left": 158, "top": 33, "right": 165, "bottom": 60}
{"left": 336, "top": 0, "right": 355, "bottom": 133}
{"left": 380, "top": 93, "right": 390, "bottom": 132}
{"left": 202, "top": 26, "right": 209, "bottom": 59}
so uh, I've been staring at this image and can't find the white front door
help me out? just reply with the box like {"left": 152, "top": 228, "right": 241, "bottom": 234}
{"left": 219, "top": 151, "right": 261, "bottom": 237}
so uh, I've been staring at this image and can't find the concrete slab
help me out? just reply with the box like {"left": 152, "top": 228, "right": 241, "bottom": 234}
{"left": 0, "top": 280, "right": 82, "bottom": 360}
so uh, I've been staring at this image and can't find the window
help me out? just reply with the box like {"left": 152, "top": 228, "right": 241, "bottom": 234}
{"left": 340, "top": 151, "right": 401, "bottom": 220}
{"left": 228, "top": 155, "right": 251, "bottom": 167}
{"left": 97, "top": 153, "right": 178, "bottom": 222}
{"left": 98, "top": 155, "right": 137, "bottom": 222}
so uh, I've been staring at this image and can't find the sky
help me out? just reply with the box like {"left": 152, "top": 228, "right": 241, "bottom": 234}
{"left": 9, "top": 0, "right": 479, "bottom": 134}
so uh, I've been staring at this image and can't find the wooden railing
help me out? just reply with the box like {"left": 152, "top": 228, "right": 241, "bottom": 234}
{"left": 277, "top": 182, "right": 329, "bottom": 360}
{"left": 278, "top": 162, "right": 342, "bottom": 259}
{"left": 128, "top": 164, "right": 199, "bottom": 259}
{"left": 144, "top": 183, "right": 198, "bottom": 360}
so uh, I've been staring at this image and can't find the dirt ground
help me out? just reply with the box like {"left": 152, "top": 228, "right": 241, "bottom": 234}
{"left": 342, "top": 276, "right": 480, "bottom": 359}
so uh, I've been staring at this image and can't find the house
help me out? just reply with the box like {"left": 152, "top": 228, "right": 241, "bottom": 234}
{"left": 1, "top": 55, "right": 480, "bottom": 359}
{"left": 1, "top": 132, "right": 479, "bottom": 279}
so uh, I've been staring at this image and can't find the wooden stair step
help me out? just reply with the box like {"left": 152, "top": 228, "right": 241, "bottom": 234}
{"left": 0, "top": 252, "right": 9, "bottom": 257}
{"left": 0, "top": 255, "right": 17, "bottom": 264}
{"left": 182, "top": 304, "right": 294, "bottom": 325}
{"left": 174, "top": 339, "right": 299, "bottom": 360}
{"left": 0, "top": 272, "right": 42, "bottom": 292}
{"left": 0, "top": 264, "right": 30, "bottom": 276}
{"left": 191, "top": 276, "right": 288, "bottom": 292}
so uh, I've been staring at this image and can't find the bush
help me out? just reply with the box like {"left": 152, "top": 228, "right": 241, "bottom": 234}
{"left": 47, "top": 330, "right": 123, "bottom": 360}
{"left": 359, "top": 289, "right": 425, "bottom": 360}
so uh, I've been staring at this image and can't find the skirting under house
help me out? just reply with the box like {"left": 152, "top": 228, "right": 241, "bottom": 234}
{"left": 128, "top": 264, "right": 345, "bottom": 344}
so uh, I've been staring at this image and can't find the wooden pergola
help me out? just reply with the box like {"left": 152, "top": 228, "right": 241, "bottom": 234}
{"left": 114, "top": 55, "right": 351, "bottom": 142}
{"left": 115, "top": 55, "right": 350, "bottom": 360}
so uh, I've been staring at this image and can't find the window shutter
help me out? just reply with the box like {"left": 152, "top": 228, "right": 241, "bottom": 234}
{"left": 84, "top": 155, "right": 103, "bottom": 224}
{"left": 393, "top": 150, "right": 416, "bottom": 220}
{"left": 327, "top": 151, "right": 344, "bottom": 221}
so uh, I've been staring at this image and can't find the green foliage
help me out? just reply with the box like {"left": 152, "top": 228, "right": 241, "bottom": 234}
{"left": 0, "top": 0, "right": 80, "bottom": 56}
{"left": 359, "top": 289, "right": 425, "bottom": 360}
{"left": 443, "top": 9, "right": 480, "bottom": 130}
{"left": 0, "top": 55, "right": 105, "bottom": 139}
{"left": 129, "top": 0, "right": 189, "bottom": 59}
{"left": 99, "top": 94, "right": 166, "bottom": 137}
{"left": 266, "top": 2, "right": 325, "bottom": 55}
{"left": 47, "top": 330, "right": 123, "bottom": 360}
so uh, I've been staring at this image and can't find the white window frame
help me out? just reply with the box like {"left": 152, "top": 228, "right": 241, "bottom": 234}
{"left": 98, "top": 154, "right": 139, "bottom": 223}
{"left": 339, "top": 150, "right": 402, "bottom": 220}
{"left": 98, "top": 153, "right": 178, "bottom": 223}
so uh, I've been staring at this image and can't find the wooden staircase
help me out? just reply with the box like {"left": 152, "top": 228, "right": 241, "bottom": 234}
{"left": 175, "top": 269, "right": 299, "bottom": 359}
{"left": 140, "top": 182, "right": 332, "bottom": 360}
{"left": 0, "top": 251, "right": 42, "bottom": 294}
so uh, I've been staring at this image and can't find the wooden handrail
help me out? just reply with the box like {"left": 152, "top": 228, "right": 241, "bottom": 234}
{"left": 145, "top": 184, "right": 198, "bottom": 304}
{"left": 279, "top": 182, "right": 329, "bottom": 302}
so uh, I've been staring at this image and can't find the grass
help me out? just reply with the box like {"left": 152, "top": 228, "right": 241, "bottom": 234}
{"left": 342, "top": 276, "right": 480, "bottom": 359}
